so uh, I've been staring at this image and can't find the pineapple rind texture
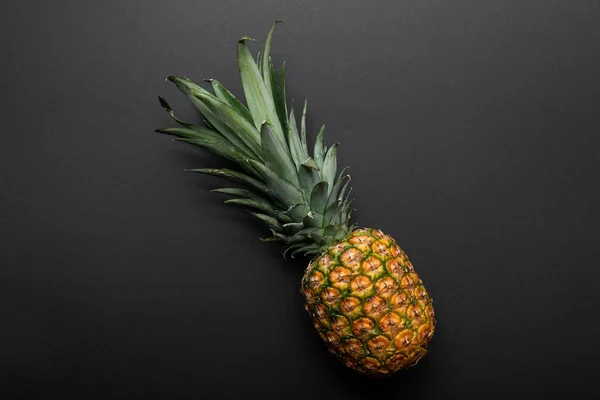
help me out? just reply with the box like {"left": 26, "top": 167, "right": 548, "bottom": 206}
{"left": 301, "top": 228, "right": 436, "bottom": 376}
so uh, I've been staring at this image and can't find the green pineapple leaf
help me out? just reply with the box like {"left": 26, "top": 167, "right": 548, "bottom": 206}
{"left": 256, "top": 50, "right": 262, "bottom": 74}
{"left": 286, "top": 109, "right": 305, "bottom": 168}
{"left": 301, "top": 157, "right": 320, "bottom": 170}
{"left": 270, "top": 61, "right": 288, "bottom": 131}
{"left": 271, "top": 230, "right": 306, "bottom": 244}
{"left": 282, "top": 222, "right": 304, "bottom": 235}
{"left": 260, "top": 123, "right": 299, "bottom": 186}
{"left": 250, "top": 212, "right": 283, "bottom": 232}
{"left": 310, "top": 181, "right": 329, "bottom": 214}
{"left": 339, "top": 175, "right": 352, "bottom": 202}
{"left": 261, "top": 21, "right": 282, "bottom": 95}
{"left": 238, "top": 37, "right": 285, "bottom": 143}
{"left": 158, "top": 96, "right": 206, "bottom": 131}
{"left": 323, "top": 199, "right": 342, "bottom": 225}
{"left": 155, "top": 126, "right": 214, "bottom": 140}
{"left": 193, "top": 90, "right": 262, "bottom": 153}
{"left": 290, "top": 243, "right": 320, "bottom": 257}
{"left": 168, "top": 76, "right": 260, "bottom": 160}
{"left": 284, "top": 203, "right": 310, "bottom": 221}
{"left": 157, "top": 25, "right": 355, "bottom": 251}
{"left": 296, "top": 227, "right": 319, "bottom": 237}
{"left": 321, "top": 143, "right": 339, "bottom": 193}
{"left": 308, "top": 228, "right": 324, "bottom": 243}
{"left": 156, "top": 128, "right": 251, "bottom": 168}
{"left": 300, "top": 99, "right": 309, "bottom": 158}
{"left": 328, "top": 175, "right": 351, "bottom": 206}
{"left": 188, "top": 168, "right": 269, "bottom": 195}
{"left": 303, "top": 211, "right": 324, "bottom": 228}
{"left": 313, "top": 124, "right": 326, "bottom": 168}
{"left": 211, "top": 187, "right": 268, "bottom": 202}
{"left": 299, "top": 164, "right": 320, "bottom": 202}
{"left": 282, "top": 243, "right": 304, "bottom": 259}
{"left": 248, "top": 160, "right": 302, "bottom": 208}
{"left": 225, "top": 198, "right": 280, "bottom": 218}
{"left": 208, "top": 79, "right": 254, "bottom": 124}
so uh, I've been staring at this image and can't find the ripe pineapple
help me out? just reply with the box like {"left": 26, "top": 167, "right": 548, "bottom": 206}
{"left": 302, "top": 228, "right": 435, "bottom": 375}
{"left": 156, "top": 22, "right": 435, "bottom": 376}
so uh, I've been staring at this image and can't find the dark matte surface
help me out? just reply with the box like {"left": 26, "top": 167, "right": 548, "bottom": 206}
{"left": 1, "top": 1, "right": 600, "bottom": 398}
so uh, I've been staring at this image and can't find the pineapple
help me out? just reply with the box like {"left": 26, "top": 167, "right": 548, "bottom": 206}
{"left": 156, "top": 22, "right": 435, "bottom": 376}
{"left": 301, "top": 228, "right": 435, "bottom": 375}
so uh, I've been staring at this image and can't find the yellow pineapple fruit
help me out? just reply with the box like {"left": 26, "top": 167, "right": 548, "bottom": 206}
{"left": 302, "top": 228, "right": 435, "bottom": 375}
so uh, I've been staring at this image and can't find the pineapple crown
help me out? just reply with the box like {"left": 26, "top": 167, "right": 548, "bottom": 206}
{"left": 156, "top": 22, "right": 354, "bottom": 257}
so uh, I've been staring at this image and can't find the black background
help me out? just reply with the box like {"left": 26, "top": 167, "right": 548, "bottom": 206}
{"left": 2, "top": 1, "right": 600, "bottom": 398}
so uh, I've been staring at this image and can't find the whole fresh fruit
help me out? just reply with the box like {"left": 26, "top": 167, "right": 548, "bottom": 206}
{"left": 155, "top": 22, "right": 435, "bottom": 376}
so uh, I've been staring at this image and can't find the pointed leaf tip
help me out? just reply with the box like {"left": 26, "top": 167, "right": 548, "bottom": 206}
{"left": 239, "top": 36, "right": 256, "bottom": 42}
{"left": 157, "top": 96, "right": 171, "bottom": 110}
{"left": 301, "top": 157, "right": 320, "bottom": 171}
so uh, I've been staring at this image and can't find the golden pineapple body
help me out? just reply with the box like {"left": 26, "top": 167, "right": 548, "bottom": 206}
{"left": 301, "top": 228, "right": 436, "bottom": 376}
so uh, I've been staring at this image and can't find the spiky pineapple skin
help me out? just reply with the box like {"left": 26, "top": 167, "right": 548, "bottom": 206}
{"left": 301, "top": 228, "right": 435, "bottom": 376}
